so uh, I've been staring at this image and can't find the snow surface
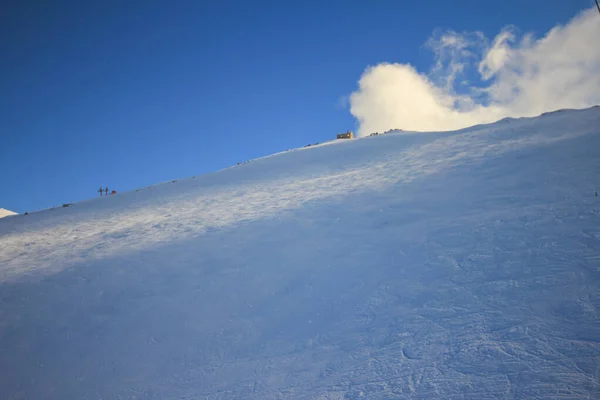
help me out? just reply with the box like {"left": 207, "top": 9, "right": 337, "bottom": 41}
{"left": 0, "top": 208, "right": 16, "bottom": 219}
{"left": 1, "top": 107, "right": 600, "bottom": 399}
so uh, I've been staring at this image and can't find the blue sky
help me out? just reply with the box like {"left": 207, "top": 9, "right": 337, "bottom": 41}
{"left": 0, "top": 0, "right": 594, "bottom": 213}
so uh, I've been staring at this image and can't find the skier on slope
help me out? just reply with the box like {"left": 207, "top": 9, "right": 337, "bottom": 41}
{"left": 98, "top": 187, "right": 104, "bottom": 197}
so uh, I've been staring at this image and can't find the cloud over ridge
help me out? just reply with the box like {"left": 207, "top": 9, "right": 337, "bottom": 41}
{"left": 349, "top": 8, "right": 600, "bottom": 136}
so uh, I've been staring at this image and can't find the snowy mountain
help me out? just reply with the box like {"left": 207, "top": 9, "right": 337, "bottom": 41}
{"left": 1, "top": 106, "right": 599, "bottom": 399}
{"left": 0, "top": 208, "right": 16, "bottom": 218}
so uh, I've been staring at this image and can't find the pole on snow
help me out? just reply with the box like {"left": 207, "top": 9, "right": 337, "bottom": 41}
{"left": 596, "top": 0, "right": 600, "bottom": 15}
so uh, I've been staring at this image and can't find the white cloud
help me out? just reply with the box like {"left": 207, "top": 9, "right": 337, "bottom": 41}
{"left": 478, "top": 28, "right": 516, "bottom": 81}
{"left": 349, "top": 8, "right": 600, "bottom": 136}
{"left": 426, "top": 30, "right": 486, "bottom": 90}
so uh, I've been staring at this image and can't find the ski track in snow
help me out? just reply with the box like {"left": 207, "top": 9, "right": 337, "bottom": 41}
{"left": 0, "top": 107, "right": 600, "bottom": 399}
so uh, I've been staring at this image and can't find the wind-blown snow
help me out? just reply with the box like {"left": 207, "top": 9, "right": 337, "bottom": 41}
{"left": 1, "top": 107, "right": 600, "bottom": 398}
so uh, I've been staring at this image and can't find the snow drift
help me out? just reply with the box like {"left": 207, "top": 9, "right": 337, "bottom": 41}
{"left": 1, "top": 107, "right": 600, "bottom": 399}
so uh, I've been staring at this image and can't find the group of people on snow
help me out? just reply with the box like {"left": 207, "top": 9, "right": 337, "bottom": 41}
{"left": 98, "top": 187, "right": 116, "bottom": 196}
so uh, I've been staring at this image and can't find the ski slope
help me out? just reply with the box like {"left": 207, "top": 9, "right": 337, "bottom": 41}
{"left": 1, "top": 107, "right": 600, "bottom": 399}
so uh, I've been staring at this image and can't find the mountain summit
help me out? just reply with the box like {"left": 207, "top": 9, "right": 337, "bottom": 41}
{"left": 0, "top": 208, "right": 16, "bottom": 218}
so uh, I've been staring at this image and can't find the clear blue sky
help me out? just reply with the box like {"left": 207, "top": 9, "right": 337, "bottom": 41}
{"left": 1, "top": 0, "right": 593, "bottom": 213}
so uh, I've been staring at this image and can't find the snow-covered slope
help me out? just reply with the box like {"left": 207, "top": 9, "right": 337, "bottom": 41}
{"left": 1, "top": 107, "right": 600, "bottom": 399}
{"left": 0, "top": 208, "right": 16, "bottom": 218}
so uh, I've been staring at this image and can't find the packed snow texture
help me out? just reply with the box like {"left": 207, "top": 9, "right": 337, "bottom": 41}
{"left": 1, "top": 107, "right": 600, "bottom": 399}
{"left": 0, "top": 208, "right": 16, "bottom": 219}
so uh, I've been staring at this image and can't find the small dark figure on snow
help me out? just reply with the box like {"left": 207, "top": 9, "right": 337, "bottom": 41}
{"left": 105, "top": 187, "right": 109, "bottom": 196}
{"left": 98, "top": 187, "right": 104, "bottom": 197}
